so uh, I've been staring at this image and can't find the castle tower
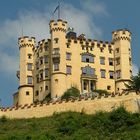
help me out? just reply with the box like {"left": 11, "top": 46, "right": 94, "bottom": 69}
{"left": 50, "top": 19, "right": 67, "bottom": 98}
{"left": 112, "top": 29, "right": 132, "bottom": 93}
{"left": 18, "top": 36, "right": 35, "bottom": 105}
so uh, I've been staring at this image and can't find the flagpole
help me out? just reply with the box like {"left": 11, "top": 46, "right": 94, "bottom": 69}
{"left": 58, "top": 1, "right": 60, "bottom": 19}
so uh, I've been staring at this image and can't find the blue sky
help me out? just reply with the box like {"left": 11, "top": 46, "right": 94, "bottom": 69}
{"left": 0, "top": 0, "right": 140, "bottom": 107}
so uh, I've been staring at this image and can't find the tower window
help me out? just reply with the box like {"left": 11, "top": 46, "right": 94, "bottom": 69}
{"left": 116, "top": 48, "right": 119, "bottom": 53}
{"left": 116, "top": 70, "right": 121, "bottom": 79}
{"left": 36, "top": 62, "right": 39, "bottom": 70}
{"left": 107, "top": 86, "right": 111, "bottom": 90}
{"left": 36, "top": 75, "right": 39, "bottom": 83}
{"left": 109, "top": 49, "right": 112, "bottom": 54}
{"left": 54, "top": 63, "right": 59, "bottom": 71}
{"left": 100, "top": 48, "right": 103, "bottom": 52}
{"left": 129, "top": 57, "right": 132, "bottom": 65}
{"left": 45, "top": 68, "right": 49, "bottom": 77}
{"left": 40, "top": 72, "right": 43, "bottom": 81}
{"left": 28, "top": 54, "right": 32, "bottom": 59}
{"left": 45, "top": 85, "right": 48, "bottom": 90}
{"left": 54, "top": 38, "right": 59, "bottom": 43}
{"left": 27, "top": 63, "right": 32, "bottom": 71}
{"left": 116, "top": 57, "right": 120, "bottom": 65}
{"left": 109, "top": 71, "right": 114, "bottom": 79}
{"left": 109, "top": 58, "right": 113, "bottom": 66}
{"left": 26, "top": 91, "right": 29, "bottom": 96}
{"left": 100, "top": 69, "right": 106, "bottom": 78}
{"left": 44, "top": 45, "right": 48, "bottom": 51}
{"left": 40, "top": 57, "right": 43, "bottom": 65}
{"left": 35, "top": 91, "right": 39, "bottom": 96}
{"left": 66, "top": 52, "right": 71, "bottom": 60}
{"left": 100, "top": 57, "right": 105, "bottom": 65}
{"left": 27, "top": 76, "right": 32, "bottom": 84}
{"left": 44, "top": 55, "right": 48, "bottom": 63}
{"left": 66, "top": 65, "right": 72, "bottom": 75}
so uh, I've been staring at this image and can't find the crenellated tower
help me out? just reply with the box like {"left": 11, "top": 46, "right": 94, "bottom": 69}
{"left": 50, "top": 19, "right": 67, "bottom": 98}
{"left": 18, "top": 36, "right": 35, "bottom": 105}
{"left": 112, "top": 29, "right": 132, "bottom": 93}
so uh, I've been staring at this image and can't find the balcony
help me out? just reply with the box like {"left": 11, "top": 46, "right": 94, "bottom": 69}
{"left": 81, "top": 73, "right": 97, "bottom": 80}
{"left": 52, "top": 53, "right": 60, "bottom": 63}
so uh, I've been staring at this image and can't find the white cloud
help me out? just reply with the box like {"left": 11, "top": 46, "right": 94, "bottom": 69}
{"left": 0, "top": 2, "right": 106, "bottom": 75}
{"left": 132, "top": 64, "right": 139, "bottom": 76}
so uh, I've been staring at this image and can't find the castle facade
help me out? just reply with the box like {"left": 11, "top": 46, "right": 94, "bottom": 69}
{"left": 13, "top": 19, "right": 132, "bottom": 105}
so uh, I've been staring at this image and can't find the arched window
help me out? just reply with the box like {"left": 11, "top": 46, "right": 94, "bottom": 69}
{"left": 81, "top": 53, "right": 94, "bottom": 63}
{"left": 82, "top": 66, "right": 95, "bottom": 75}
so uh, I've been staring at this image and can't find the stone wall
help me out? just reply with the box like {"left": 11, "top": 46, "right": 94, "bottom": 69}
{"left": 0, "top": 92, "right": 140, "bottom": 119}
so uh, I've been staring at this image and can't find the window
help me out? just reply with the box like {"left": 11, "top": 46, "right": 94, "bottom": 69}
{"left": 109, "top": 71, "right": 114, "bottom": 79}
{"left": 100, "top": 69, "right": 106, "bottom": 78}
{"left": 100, "top": 57, "right": 105, "bottom": 65}
{"left": 109, "top": 58, "right": 113, "bottom": 66}
{"left": 83, "top": 81, "right": 87, "bottom": 90}
{"left": 82, "top": 53, "right": 94, "bottom": 63}
{"left": 54, "top": 38, "right": 59, "bottom": 43}
{"left": 40, "top": 72, "right": 43, "bottom": 81}
{"left": 109, "top": 49, "right": 112, "bottom": 54}
{"left": 53, "top": 48, "right": 59, "bottom": 54}
{"left": 44, "top": 55, "right": 48, "bottom": 63}
{"left": 28, "top": 54, "right": 32, "bottom": 59}
{"left": 45, "top": 68, "right": 48, "bottom": 77}
{"left": 116, "top": 48, "right": 119, "bottom": 53}
{"left": 66, "top": 52, "right": 71, "bottom": 60}
{"left": 129, "top": 57, "right": 132, "bottom": 65}
{"left": 100, "top": 48, "right": 103, "bottom": 52}
{"left": 26, "top": 91, "right": 29, "bottom": 96}
{"left": 35, "top": 91, "right": 39, "bottom": 96}
{"left": 44, "top": 45, "right": 48, "bottom": 51}
{"left": 90, "top": 47, "right": 93, "bottom": 51}
{"left": 45, "top": 85, "right": 48, "bottom": 90}
{"left": 116, "top": 57, "right": 120, "bottom": 65}
{"left": 82, "top": 66, "right": 95, "bottom": 75}
{"left": 54, "top": 63, "right": 59, "bottom": 71}
{"left": 67, "top": 44, "right": 70, "bottom": 48}
{"left": 36, "top": 74, "right": 39, "bottom": 83}
{"left": 36, "top": 62, "right": 39, "bottom": 69}
{"left": 107, "top": 86, "right": 111, "bottom": 90}
{"left": 66, "top": 66, "right": 72, "bottom": 75}
{"left": 27, "top": 76, "right": 32, "bottom": 84}
{"left": 40, "top": 57, "right": 43, "bottom": 65}
{"left": 27, "top": 63, "right": 32, "bottom": 71}
{"left": 40, "top": 87, "right": 43, "bottom": 92}
{"left": 116, "top": 70, "right": 121, "bottom": 79}
{"left": 82, "top": 46, "right": 85, "bottom": 50}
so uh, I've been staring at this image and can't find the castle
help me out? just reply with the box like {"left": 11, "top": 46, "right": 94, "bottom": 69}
{"left": 13, "top": 19, "right": 132, "bottom": 106}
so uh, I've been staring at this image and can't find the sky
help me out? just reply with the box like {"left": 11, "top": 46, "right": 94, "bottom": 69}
{"left": 0, "top": 0, "right": 140, "bottom": 107}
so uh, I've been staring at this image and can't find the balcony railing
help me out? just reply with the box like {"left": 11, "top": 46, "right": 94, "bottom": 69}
{"left": 81, "top": 73, "right": 97, "bottom": 80}
{"left": 52, "top": 53, "right": 60, "bottom": 63}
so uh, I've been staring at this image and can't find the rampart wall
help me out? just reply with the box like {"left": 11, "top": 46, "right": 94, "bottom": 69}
{"left": 0, "top": 92, "right": 140, "bottom": 119}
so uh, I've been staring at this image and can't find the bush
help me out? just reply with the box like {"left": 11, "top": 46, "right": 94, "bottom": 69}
{"left": 0, "top": 116, "right": 7, "bottom": 123}
{"left": 61, "top": 87, "right": 80, "bottom": 100}
{"left": 92, "top": 89, "right": 109, "bottom": 95}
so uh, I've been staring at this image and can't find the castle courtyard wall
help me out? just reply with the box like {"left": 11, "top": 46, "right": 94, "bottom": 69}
{"left": 0, "top": 92, "right": 140, "bottom": 119}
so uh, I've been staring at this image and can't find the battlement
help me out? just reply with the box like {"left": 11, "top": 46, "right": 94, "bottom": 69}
{"left": 66, "top": 37, "right": 114, "bottom": 50}
{"left": 50, "top": 19, "right": 67, "bottom": 33}
{"left": 112, "top": 29, "right": 131, "bottom": 42}
{"left": 18, "top": 36, "right": 36, "bottom": 48}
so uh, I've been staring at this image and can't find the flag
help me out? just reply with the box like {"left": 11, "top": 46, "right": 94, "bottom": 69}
{"left": 53, "top": 5, "right": 59, "bottom": 14}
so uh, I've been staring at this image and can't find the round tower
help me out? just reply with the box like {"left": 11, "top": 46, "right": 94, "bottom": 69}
{"left": 18, "top": 36, "right": 35, "bottom": 105}
{"left": 50, "top": 19, "right": 67, "bottom": 98}
{"left": 112, "top": 29, "right": 132, "bottom": 93}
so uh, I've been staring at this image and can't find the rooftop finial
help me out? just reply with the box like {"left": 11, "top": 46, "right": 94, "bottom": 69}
{"left": 53, "top": 1, "right": 61, "bottom": 19}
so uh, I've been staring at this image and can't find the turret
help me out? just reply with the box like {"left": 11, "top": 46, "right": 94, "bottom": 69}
{"left": 50, "top": 19, "right": 68, "bottom": 98}
{"left": 112, "top": 29, "right": 132, "bottom": 93}
{"left": 18, "top": 36, "right": 35, "bottom": 105}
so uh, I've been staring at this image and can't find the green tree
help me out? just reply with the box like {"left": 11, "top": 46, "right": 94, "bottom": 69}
{"left": 125, "top": 70, "right": 140, "bottom": 93}
{"left": 61, "top": 87, "right": 80, "bottom": 100}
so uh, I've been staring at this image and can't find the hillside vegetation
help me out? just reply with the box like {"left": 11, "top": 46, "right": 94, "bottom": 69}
{"left": 0, "top": 107, "right": 140, "bottom": 140}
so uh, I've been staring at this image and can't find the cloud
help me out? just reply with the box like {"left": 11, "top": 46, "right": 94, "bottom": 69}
{"left": 132, "top": 64, "right": 139, "bottom": 76}
{"left": 80, "top": 0, "right": 108, "bottom": 16}
{"left": 0, "top": 2, "right": 106, "bottom": 75}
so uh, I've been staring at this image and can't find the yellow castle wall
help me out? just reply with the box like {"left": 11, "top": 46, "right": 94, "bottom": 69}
{"left": 1, "top": 93, "right": 140, "bottom": 119}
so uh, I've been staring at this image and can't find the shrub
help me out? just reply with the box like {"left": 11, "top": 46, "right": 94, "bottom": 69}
{"left": 0, "top": 115, "right": 7, "bottom": 123}
{"left": 92, "top": 89, "right": 109, "bottom": 95}
{"left": 61, "top": 87, "right": 80, "bottom": 100}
